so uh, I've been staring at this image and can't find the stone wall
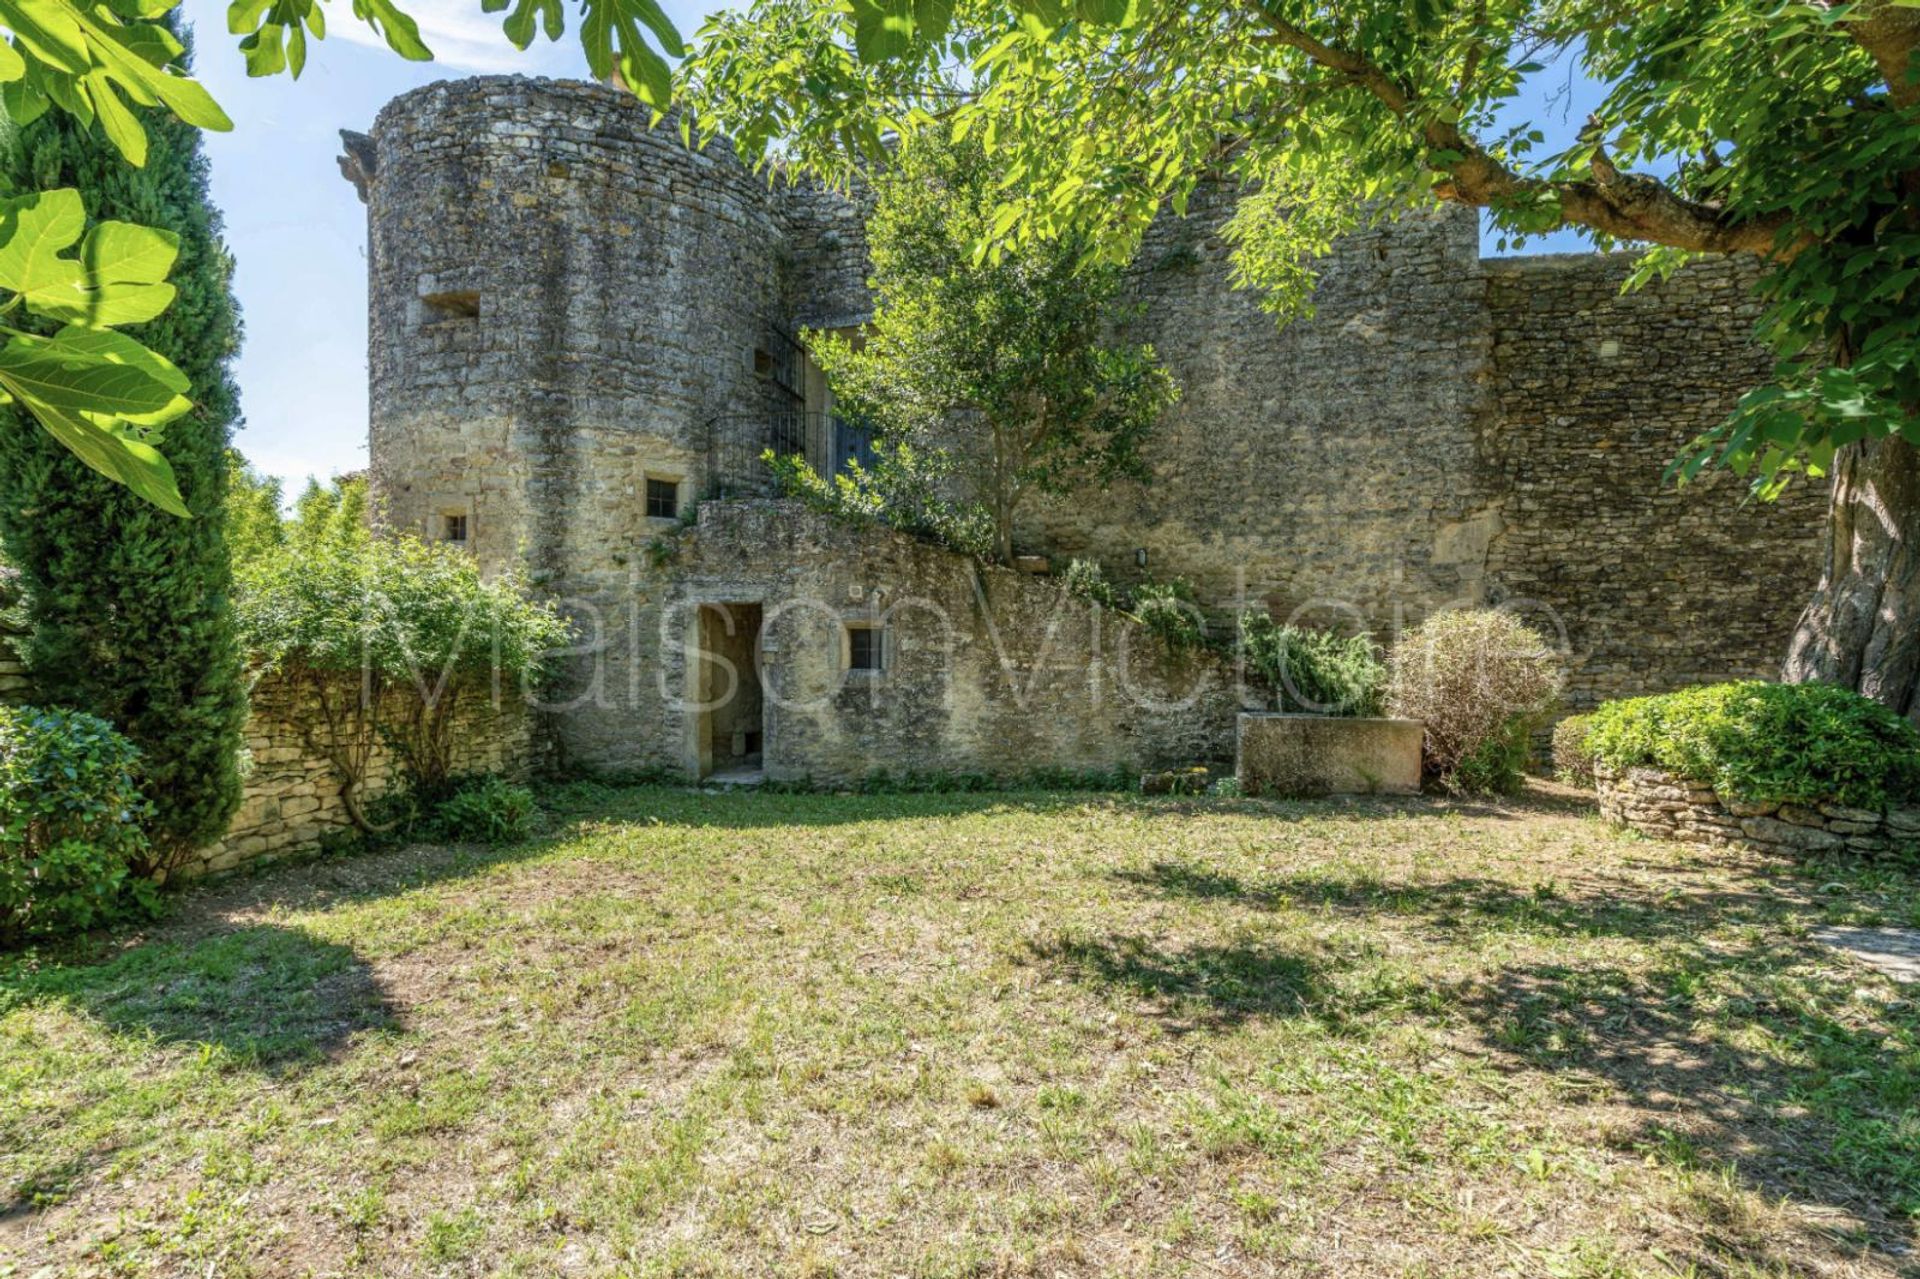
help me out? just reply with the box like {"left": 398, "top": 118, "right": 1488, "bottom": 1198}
{"left": 351, "top": 74, "right": 1834, "bottom": 776}
{"left": 593, "top": 499, "right": 1239, "bottom": 785}
{"left": 1483, "top": 255, "right": 1828, "bottom": 713}
{"left": 0, "top": 592, "right": 534, "bottom": 877}
{"left": 1018, "top": 189, "right": 1506, "bottom": 630}
{"left": 181, "top": 673, "right": 536, "bottom": 880}
{"left": 1596, "top": 764, "right": 1919, "bottom": 865}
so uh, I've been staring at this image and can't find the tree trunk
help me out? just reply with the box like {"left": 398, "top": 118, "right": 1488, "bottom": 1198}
{"left": 1784, "top": 435, "right": 1920, "bottom": 717}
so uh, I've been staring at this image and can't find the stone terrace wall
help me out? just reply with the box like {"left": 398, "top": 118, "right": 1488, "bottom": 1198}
{"left": 1483, "top": 254, "right": 1828, "bottom": 713}
{"left": 1597, "top": 764, "right": 1919, "bottom": 866}
{"left": 186, "top": 674, "right": 536, "bottom": 879}
{"left": 600, "top": 500, "right": 1241, "bottom": 784}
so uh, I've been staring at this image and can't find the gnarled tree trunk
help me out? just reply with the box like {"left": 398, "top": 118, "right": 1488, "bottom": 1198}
{"left": 1785, "top": 435, "right": 1920, "bottom": 717}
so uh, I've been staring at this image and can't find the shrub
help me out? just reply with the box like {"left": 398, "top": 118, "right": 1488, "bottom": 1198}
{"left": 0, "top": 707, "right": 157, "bottom": 944}
{"left": 0, "top": 80, "right": 251, "bottom": 871}
{"left": 1387, "top": 609, "right": 1563, "bottom": 794}
{"left": 767, "top": 444, "right": 996, "bottom": 560}
{"left": 1552, "top": 714, "right": 1597, "bottom": 788}
{"left": 1063, "top": 558, "right": 1127, "bottom": 611}
{"left": 1585, "top": 681, "right": 1920, "bottom": 810}
{"left": 236, "top": 534, "right": 571, "bottom": 826}
{"left": 1132, "top": 579, "right": 1206, "bottom": 651}
{"left": 1239, "top": 614, "right": 1386, "bottom": 716}
{"left": 1451, "top": 718, "right": 1534, "bottom": 796}
{"left": 431, "top": 776, "right": 538, "bottom": 845}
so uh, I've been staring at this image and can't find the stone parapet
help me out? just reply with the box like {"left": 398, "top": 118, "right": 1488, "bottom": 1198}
{"left": 1596, "top": 763, "right": 1919, "bottom": 864}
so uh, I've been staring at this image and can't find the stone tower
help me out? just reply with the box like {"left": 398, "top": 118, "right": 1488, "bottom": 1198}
{"left": 347, "top": 77, "right": 822, "bottom": 586}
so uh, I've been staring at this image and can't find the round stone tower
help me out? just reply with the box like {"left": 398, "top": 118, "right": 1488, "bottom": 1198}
{"left": 350, "top": 76, "right": 795, "bottom": 585}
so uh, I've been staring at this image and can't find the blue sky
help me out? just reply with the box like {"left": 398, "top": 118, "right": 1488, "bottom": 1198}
{"left": 182, "top": 1, "right": 1603, "bottom": 493}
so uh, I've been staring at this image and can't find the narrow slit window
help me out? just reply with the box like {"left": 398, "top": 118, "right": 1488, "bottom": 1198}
{"left": 847, "top": 625, "right": 882, "bottom": 672}
{"left": 442, "top": 512, "right": 469, "bottom": 544}
{"left": 646, "top": 477, "right": 679, "bottom": 519}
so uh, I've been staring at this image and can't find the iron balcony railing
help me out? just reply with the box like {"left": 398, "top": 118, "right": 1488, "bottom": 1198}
{"left": 704, "top": 411, "right": 877, "bottom": 497}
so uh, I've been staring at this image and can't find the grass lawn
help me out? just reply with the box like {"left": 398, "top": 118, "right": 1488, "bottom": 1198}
{"left": 3, "top": 783, "right": 1917, "bottom": 1278}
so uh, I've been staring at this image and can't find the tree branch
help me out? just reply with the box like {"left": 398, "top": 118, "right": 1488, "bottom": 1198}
{"left": 1251, "top": 8, "right": 1808, "bottom": 261}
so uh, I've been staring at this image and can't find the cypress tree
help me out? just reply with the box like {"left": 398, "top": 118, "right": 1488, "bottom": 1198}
{"left": 0, "top": 22, "right": 247, "bottom": 870}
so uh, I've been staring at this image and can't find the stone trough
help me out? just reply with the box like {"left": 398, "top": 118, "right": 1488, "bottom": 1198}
{"left": 1596, "top": 763, "right": 1920, "bottom": 864}
{"left": 1236, "top": 713, "right": 1423, "bottom": 798}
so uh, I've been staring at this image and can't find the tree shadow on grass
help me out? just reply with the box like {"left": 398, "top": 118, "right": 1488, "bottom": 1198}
{"left": 1026, "top": 932, "right": 1328, "bottom": 1032}
{"left": 1455, "top": 952, "right": 1920, "bottom": 1266}
{"left": 1112, "top": 859, "right": 1795, "bottom": 945}
{"left": 0, "top": 922, "right": 399, "bottom": 1222}
{"left": 1112, "top": 857, "right": 1920, "bottom": 1266}
{"left": 0, "top": 922, "right": 400, "bottom": 1071}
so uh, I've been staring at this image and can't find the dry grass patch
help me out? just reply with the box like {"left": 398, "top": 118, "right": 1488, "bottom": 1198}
{"left": 2, "top": 782, "right": 1916, "bottom": 1277}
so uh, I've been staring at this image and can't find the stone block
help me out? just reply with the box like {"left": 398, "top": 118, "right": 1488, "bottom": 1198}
{"left": 1738, "top": 816, "right": 1845, "bottom": 853}
{"left": 1237, "top": 713, "right": 1422, "bottom": 798}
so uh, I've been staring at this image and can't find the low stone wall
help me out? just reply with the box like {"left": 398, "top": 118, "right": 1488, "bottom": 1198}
{"left": 1596, "top": 764, "right": 1920, "bottom": 864}
{"left": 176, "top": 674, "right": 537, "bottom": 880}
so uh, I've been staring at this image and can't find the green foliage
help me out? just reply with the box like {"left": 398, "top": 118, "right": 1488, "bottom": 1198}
{"left": 1586, "top": 681, "right": 1920, "bottom": 811}
{"left": 0, "top": 705, "right": 157, "bottom": 944}
{"left": 767, "top": 441, "right": 995, "bottom": 560}
{"left": 429, "top": 775, "right": 537, "bottom": 845}
{"left": 1388, "top": 609, "right": 1562, "bottom": 794}
{"left": 235, "top": 531, "right": 570, "bottom": 810}
{"left": 1552, "top": 714, "right": 1596, "bottom": 788}
{"left": 1449, "top": 717, "right": 1533, "bottom": 798}
{"left": 804, "top": 133, "right": 1176, "bottom": 564}
{"left": 1238, "top": 614, "right": 1386, "bottom": 717}
{"left": 223, "top": 449, "right": 284, "bottom": 570}
{"left": 1130, "top": 579, "right": 1203, "bottom": 651}
{"left": 285, "top": 472, "right": 371, "bottom": 558}
{"left": 0, "top": 54, "right": 249, "bottom": 868}
{"left": 1063, "top": 558, "right": 1125, "bottom": 611}
{"left": 238, "top": 530, "right": 563, "bottom": 688}
{"left": 681, "top": 0, "right": 1920, "bottom": 506}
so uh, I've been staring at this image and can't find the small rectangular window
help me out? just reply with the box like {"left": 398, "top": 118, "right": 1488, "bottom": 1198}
{"left": 421, "top": 290, "right": 480, "bottom": 322}
{"left": 646, "top": 477, "right": 679, "bottom": 519}
{"left": 848, "top": 625, "right": 882, "bottom": 672}
{"left": 442, "top": 513, "right": 469, "bottom": 543}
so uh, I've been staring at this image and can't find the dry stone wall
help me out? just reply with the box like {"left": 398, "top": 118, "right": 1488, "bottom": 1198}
{"left": 1597, "top": 763, "right": 1920, "bottom": 866}
{"left": 1017, "top": 187, "right": 1505, "bottom": 630}
{"left": 179, "top": 674, "right": 536, "bottom": 880}
{"left": 1483, "top": 255, "right": 1827, "bottom": 714}
{"left": 0, "top": 599, "right": 534, "bottom": 878}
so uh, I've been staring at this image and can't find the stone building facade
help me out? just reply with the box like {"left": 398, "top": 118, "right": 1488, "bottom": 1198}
{"left": 345, "top": 75, "right": 1828, "bottom": 782}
